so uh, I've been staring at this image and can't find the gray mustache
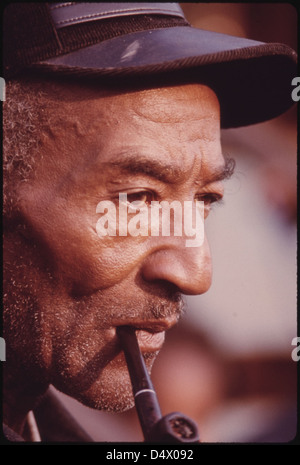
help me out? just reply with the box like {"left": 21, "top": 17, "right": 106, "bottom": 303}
{"left": 147, "top": 294, "right": 186, "bottom": 320}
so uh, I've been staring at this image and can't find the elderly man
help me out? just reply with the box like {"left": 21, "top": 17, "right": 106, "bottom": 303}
{"left": 2, "top": 3, "right": 297, "bottom": 442}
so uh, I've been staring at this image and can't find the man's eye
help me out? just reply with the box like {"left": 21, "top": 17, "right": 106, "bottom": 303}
{"left": 126, "top": 191, "right": 154, "bottom": 206}
{"left": 195, "top": 193, "right": 223, "bottom": 209}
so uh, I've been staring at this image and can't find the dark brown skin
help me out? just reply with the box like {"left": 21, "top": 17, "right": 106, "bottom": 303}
{"left": 3, "top": 82, "right": 226, "bottom": 436}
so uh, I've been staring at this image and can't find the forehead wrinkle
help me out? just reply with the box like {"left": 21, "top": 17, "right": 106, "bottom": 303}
{"left": 127, "top": 83, "right": 220, "bottom": 124}
{"left": 131, "top": 106, "right": 213, "bottom": 125}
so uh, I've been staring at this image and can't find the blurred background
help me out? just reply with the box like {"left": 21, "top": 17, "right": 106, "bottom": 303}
{"left": 52, "top": 3, "right": 298, "bottom": 443}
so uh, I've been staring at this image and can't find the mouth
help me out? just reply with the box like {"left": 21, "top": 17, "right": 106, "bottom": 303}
{"left": 135, "top": 328, "right": 165, "bottom": 353}
{"left": 115, "top": 315, "right": 178, "bottom": 354}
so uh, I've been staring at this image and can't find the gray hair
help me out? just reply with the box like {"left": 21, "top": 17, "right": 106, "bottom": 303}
{"left": 3, "top": 79, "right": 51, "bottom": 218}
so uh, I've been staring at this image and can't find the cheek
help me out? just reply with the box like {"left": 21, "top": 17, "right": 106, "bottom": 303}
{"left": 22, "top": 195, "right": 146, "bottom": 294}
{"left": 66, "top": 235, "right": 143, "bottom": 293}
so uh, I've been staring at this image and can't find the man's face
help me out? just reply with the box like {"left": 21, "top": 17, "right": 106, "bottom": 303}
{"left": 4, "top": 82, "right": 225, "bottom": 412}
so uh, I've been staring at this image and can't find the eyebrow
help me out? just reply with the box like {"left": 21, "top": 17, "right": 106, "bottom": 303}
{"left": 203, "top": 156, "right": 236, "bottom": 185}
{"left": 105, "top": 154, "right": 235, "bottom": 185}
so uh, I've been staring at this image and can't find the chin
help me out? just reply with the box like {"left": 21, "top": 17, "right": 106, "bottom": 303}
{"left": 79, "top": 373, "right": 135, "bottom": 413}
{"left": 53, "top": 362, "right": 136, "bottom": 413}
{"left": 53, "top": 349, "right": 157, "bottom": 413}
{"left": 81, "top": 354, "right": 157, "bottom": 413}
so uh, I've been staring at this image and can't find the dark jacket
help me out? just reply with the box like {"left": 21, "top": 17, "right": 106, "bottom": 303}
{"left": 3, "top": 387, "right": 93, "bottom": 443}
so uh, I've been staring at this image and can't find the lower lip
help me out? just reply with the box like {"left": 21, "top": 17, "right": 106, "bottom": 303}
{"left": 136, "top": 329, "right": 165, "bottom": 353}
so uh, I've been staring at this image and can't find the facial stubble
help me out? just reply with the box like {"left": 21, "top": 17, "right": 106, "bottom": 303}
{"left": 3, "top": 243, "right": 185, "bottom": 413}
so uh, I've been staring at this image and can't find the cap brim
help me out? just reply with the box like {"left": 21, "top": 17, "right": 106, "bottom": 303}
{"left": 33, "top": 26, "right": 297, "bottom": 128}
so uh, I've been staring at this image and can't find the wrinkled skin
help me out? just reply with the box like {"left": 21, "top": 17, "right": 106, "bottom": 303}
{"left": 3, "top": 82, "right": 226, "bottom": 435}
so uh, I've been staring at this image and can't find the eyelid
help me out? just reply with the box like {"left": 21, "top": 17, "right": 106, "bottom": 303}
{"left": 116, "top": 189, "right": 157, "bottom": 206}
{"left": 196, "top": 192, "right": 223, "bottom": 203}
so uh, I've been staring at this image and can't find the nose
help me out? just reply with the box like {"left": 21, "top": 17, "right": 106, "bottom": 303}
{"left": 141, "top": 235, "right": 212, "bottom": 295}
